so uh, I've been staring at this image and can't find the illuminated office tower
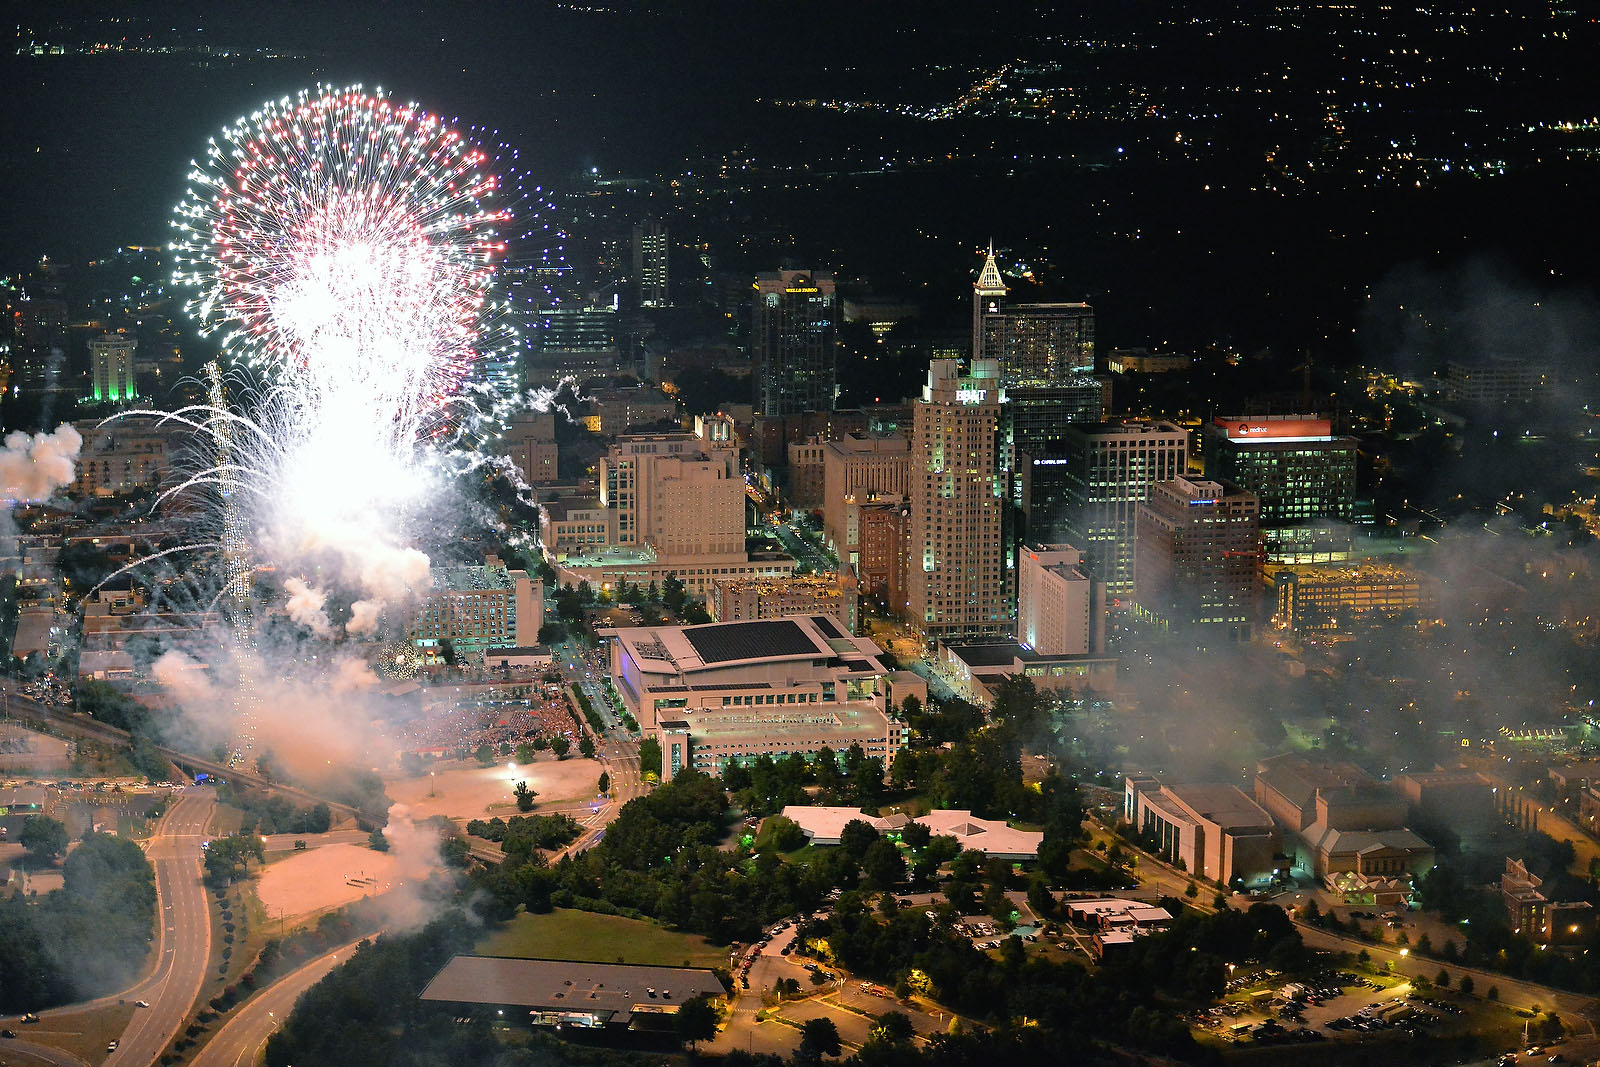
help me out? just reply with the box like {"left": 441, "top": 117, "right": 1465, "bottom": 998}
{"left": 632, "top": 219, "right": 669, "bottom": 308}
{"left": 906, "top": 359, "right": 1010, "bottom": 644}
{"left": 753, "top": 269, "right": 838, "bottom": 416}
{"left": 1202, "top": 415, "right": 1357, "bottom": 563}
{"left": 972, "top": 244, "right": 1094, "bottom": 384}
{"left": 89, "top": 333, "right": 136, "bottom": 403}
{"left": 1060, "top": 421, "right": 1189, "bottom": 597}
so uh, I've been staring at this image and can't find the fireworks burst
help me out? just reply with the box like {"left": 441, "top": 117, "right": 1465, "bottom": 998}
{"left": 172, "top": 83, "right": 513, "bottom": 433}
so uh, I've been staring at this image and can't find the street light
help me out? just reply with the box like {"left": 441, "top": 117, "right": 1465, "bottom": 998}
{"left": 429, "top": 772, "right": 435, "bottom": 798}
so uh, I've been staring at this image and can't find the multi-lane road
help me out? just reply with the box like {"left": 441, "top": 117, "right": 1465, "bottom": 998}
{"left": 106, "top": 789, "right": 216, "bottom": 1067}
{"left": 188, "top": 937, "right": 368, "bottom": 1067}
{"left": 2, "top": 789, "right": 215, "bottom": 1067}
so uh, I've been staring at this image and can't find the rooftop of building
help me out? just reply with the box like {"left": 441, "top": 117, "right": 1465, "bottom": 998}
{"left": 1306, "top": 824, "right": 1433, "bottom": 857}
{"left": 616, "top": 614, "right": 880, "bottom": 675}
{"left": 419, "top": 955, "right": 724, "bottom": 1015}
{"left": 540, "top": 496, "right": 605, "bottom": 521}
{"left": 1167, "top": 783, "right": 1276, "bottom": 831}
{"left": 944, "top": 640, "right": 1113, "bottom": 671}
{"left": 1067, "top": 420, "right": 1186, "bottom": 437}
{"left": 1256, "top": 754, "right": 1378, "bottom": 810}
{"left": 713, "top": 575, "right": 845, "bottom": 597}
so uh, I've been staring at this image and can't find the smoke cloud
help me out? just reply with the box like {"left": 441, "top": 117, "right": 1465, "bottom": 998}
{"left": 347, "top": 599, "right": 383, "bottom": 636}
{"left": 373, "top": 802, "right": 447, "bottom": 932}
{"left": 0, "top": 423, "right": 83, "bottom": 502}
{"left": 283, "top": 577, "right": 334, "bottom": 637}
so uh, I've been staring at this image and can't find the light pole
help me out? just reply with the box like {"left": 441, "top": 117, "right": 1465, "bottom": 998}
{"left": 429, "top": 771, "right": 436, "bottom": 798}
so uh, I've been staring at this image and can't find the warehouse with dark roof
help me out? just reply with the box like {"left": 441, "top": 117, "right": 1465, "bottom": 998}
{"left": 420, "top": 956, "right": 726, "bottom": 1031}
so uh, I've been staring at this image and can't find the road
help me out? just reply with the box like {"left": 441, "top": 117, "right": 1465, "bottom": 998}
{"left": 189, "top": 937, "right": 368, "bottom": 1067}
{"left": 106, "top": 789, "right": 216, "bottom": 1067}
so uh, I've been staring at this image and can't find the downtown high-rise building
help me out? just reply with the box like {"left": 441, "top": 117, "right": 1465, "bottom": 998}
{"left": 753, "top": 269, "right": 837, "bottom": 417}
{"left": 907, "top": 359, "right": 1010, "bottom": 644}
{"left": 1202, "top": 415, "right": 1358, "bottom": 564}
{"left": 1134, "top": 477, "right": 1261, "bottom": 642}
{"left": 1060, "top": 421, "right": 1189, "bottom": 597}
{"left": 972, "top": 245, "right": 1094, "bottom": 385}
{"left": 632, "top": 219, "right": 669, "bottom": 308}
{"left": 89, "top": 333, "right": 136, "bottom": 404}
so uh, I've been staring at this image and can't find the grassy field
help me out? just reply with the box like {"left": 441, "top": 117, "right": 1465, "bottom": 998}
{"left": 475, "top": 908, "right": 730, "bottom": 970}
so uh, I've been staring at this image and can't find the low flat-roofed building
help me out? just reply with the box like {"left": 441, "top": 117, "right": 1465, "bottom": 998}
{"left": 941, "top": 640, "right": 1116, "bottom": 706}
{"left": 1093, "top": 928, "right": 1138, "bottom": 958}
{"left": 420, "top": 955, "right": 725, "bottom": 1032}
{"left": 1124, "top": 775, "right": 1277, "bottom": 888}
{"left": 610, "top": 615, "right": 905, "bottom": 780}
{"left": 777, "top": 805, "right": 901, "bottom": 846}
{"left": 911, "top": 809, "right": 1043, "bottom": 861}
{"left": 483, "top": 646, "right": 554, "bottom": 671}
{"left": 77, "top": 649, "right": 135, "bottom": 680}
{"left": 1066, "top": 898, "right": 1173, "bottom": 930}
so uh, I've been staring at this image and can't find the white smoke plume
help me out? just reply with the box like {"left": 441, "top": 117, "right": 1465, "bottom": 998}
{"left": 151, "top": 649, "right": 218, "bottom": 706}
{"left": 0, "top": 423, "right": 83, "bottom": 503}
{"left": 356, "top": 544, "right": 431, "bottom": 603}
{"left": 347, "top": 599, "right": 383, "bottom": 636}
{"left": 283, "top": 576, "right": 334, "bottom": 637}
{"left": 330, "top": 657, "right": 379, "bottom": 694}
{"left": 373, "top": 802, "right": 447, "bottom": 932}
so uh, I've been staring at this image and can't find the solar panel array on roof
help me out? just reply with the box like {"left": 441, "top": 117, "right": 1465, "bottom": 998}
{"left": 810, "top": 615, "right": 845, "bottom": 639}
{"left": 683, "top": 619, "right": 818, "bottom": 663}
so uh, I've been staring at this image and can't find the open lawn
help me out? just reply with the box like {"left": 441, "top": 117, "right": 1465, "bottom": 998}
{"left": 475, "top": 908, "right": 730, "bottom": 970}
{"left": 24, "top": 1002, "right": 135, "bottom": 1065}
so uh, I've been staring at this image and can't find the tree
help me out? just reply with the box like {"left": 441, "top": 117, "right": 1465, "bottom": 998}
{"left": 755, "top": 815, "right": 807, "bottom": 853}
{"left": 1435, "top": 969, "right": 1450, "bottom": 988}
{"left": 20, "top": 815, "right": 68, "bottom": 861}
{"left": 368, "top": 829, "right": 390, "bottom": 852}
{"left": 514, "top": 781, "right": 536, "bottom": 812}
{"left": 798, "top": 1017, "right": 842, "bottom": 1062}
{"left": 550, "top": 736, "right": 570, "bottom": 759}
{"left": 598, "top": 771, "right": 611, "bottom": 795}
{"left": 1458, "top": 975, "right": 1475, "bottom": 996}
{"left": 901, "top": 821, "right": 932, "bottom": 850}
{"left": 439, "top": 638, "right": 458, "bottom": 667}
{"left": 515, "top": 742, "right": 536, "bottom": 765}
{"left": 863, "top": 838, "right": 906, "bottom": 889}
{"left": 839, "top": 818, "right": 881, "bottom": 861}
{"left": 674, "top": 994, "right": 719, "bottom": 1050}
{"left": 873, "top": 1011, "right": 915, "bottom": 1045}
{"left": 538, "top": 622, "right": 566, "bottom": 644}
{"left": 474, "top": 743, "right": 494, "bottom": 766}
{"left": 639, "top": 737, "right": 663, "bottom": 778}
{"left": 579, "top": 735, "right": 596, "bottom": 759}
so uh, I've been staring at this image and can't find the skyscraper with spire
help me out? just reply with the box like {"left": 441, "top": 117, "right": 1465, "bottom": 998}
{"left": 971, "top": 243, "right": 1095, "bottom": 385}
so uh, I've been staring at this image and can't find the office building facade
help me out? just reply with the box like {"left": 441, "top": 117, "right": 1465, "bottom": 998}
{"left": 907, "top": 359, "right": 1010, "bottom": 644}
{"left": 1061, "top": 421, "right": 1188, "bottom": 596}
{"left": 972, "top": 246, "right": 1094, "bottom": 384}
{"left": 1134, "top": 477, "right": 1261, "bottom": 641}
{"left": 632, "top": 219, "right": 669, "bottom": 308}
{"left": 89, "top": 333, "right": 137, "bottom": 403}
{"left": 1202, "top": 416, "right": 1358, "bottom": 564}
{"left": 753, "top": 269, "right": 837, "bottom": 417}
